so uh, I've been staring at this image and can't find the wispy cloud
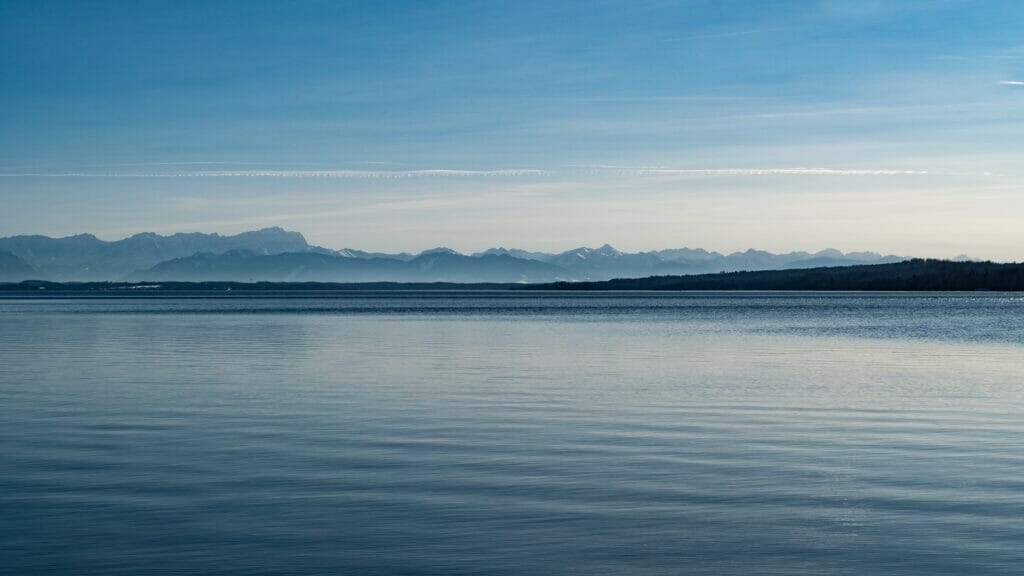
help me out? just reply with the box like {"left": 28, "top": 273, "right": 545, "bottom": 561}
{"left": 608, "top": 167, "right": 929, "bottom": 177}
{"left": 0, "top": 169, "right": 549, "bottom": 178}
{"left": 999, "top": 80, "right": 1024, "bottom": 86}
{"left": 88, "top": 161, "right": 271, "bottom": 167}
{"left": 661, "top": 28, "right": 785, "bottom": 42}
{"left": 4, "top": 166, "right": 939, "bottom": 181}
{"left": 576, "top": 95, "right": 762, "bottom": 103}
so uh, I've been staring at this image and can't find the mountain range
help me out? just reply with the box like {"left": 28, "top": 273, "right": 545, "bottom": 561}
{"left": 0, "top": 227, "right": 909, "bottom": 283}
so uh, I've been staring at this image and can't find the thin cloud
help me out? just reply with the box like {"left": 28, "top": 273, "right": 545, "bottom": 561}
{"left": 614, "top": 167, "right": 929, "bottom": 177}
{"left": 0, "top": 169, "right": 549, "bottom": 178}
{"left": 185, "top": 169, "right": 550, "bottom": 178}
{"left": 89, "top": 161, "right": 270, "bottom": 167}
{"left": 661, "top": 27, "right": 785, "bottom": 42}
{"left": 577, "top": 95, "right": 762, "bottom": 103}
{"left": 999, "top": 80, "right": 1024, "bottom": 86}
{"left": 2, "top": 166, "right": 936, "bottom": 180}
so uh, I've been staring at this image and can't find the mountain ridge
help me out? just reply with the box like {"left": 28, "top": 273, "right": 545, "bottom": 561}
{"left": 0, "top": 227, "right": 914, "bottom": 282}
{"left": 0, "top": 250, "right": 37, "bottom": 281}
{"left": 138, "top": 249, "right": 570, "bottom": 283}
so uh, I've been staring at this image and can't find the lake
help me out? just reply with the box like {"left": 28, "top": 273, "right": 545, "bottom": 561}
{"left": 1, "top": 291, "right": 1022, "bottom": 575}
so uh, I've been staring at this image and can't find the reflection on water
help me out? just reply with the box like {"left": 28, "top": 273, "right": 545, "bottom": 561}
{"left": 1, "top": 292, "right": 1022, "bottom": 575}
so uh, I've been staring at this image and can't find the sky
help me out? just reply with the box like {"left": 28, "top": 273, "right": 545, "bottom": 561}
{"left": 2, "top": 0, "right": 1024, "bottom": 259}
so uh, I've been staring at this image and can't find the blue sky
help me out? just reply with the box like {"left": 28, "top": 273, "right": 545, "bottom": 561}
{"left": 2, "top": 0, "right": 1024, "bottom": 258}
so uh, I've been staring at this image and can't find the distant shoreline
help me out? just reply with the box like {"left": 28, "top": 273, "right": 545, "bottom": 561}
{"left": 526, "top": 259, "right": 1024, "bottom": 292}
{"left": 3, "top": 260, "right": 1024, "bottom": 293}
{"left": 0, "top": 280, "right": 516, "bottom": 293}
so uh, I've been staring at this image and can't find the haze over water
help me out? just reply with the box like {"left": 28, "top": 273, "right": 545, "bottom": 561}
{"left": 2, "top": 292, "right": 1022, "bottom": 575}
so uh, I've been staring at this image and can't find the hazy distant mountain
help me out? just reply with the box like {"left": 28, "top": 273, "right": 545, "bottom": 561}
{"left": 546, "top": 244, "right": 691, "bottom": 278}
{"left": 952, "top": 254, "right": 980, "bottom": 262}
{"left": 782, "top": 255, "right": 905, "bottom": 269}
{"left": 466, "top": 244, "right": 905, "bottom": 279}
{"left": 336, "top": 248, "right": 416, "bottom": 261}
{"left": 140, "top": 250, "right": 408, "bottom": 282}
{"left": 0, "top": 250, "right": 37, "bottom": 281}
{"left": 137, "top": 249, "right": 569, "bottom": 283}
{"left": 403, "top": 252, "right": 567, "bottom": 283}
{"left": 652, "top": 247, "right": 722, "bottom": 262}
{"left": 471, "top": 244, "right": 719, "bottom": 278}
{"left": 417, "top": 247, "right": 462, "bottom": 257}
{"left": 0, "top": 227, "right": 911, "bottom": 283}
{"left": 0, "top": 227, "right": 321, "bottom": 280}
{"left": 472, "top": 247, "right": 558, "bottom": 261}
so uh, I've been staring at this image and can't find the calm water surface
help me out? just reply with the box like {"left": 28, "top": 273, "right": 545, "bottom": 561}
{"left": 1, "top": 292, "right": 1022, "bottom": 575}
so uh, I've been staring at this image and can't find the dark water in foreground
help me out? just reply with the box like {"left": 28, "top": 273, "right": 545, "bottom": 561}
{"left": 1, "top": 291, "right": 1023, "bottom": 575}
